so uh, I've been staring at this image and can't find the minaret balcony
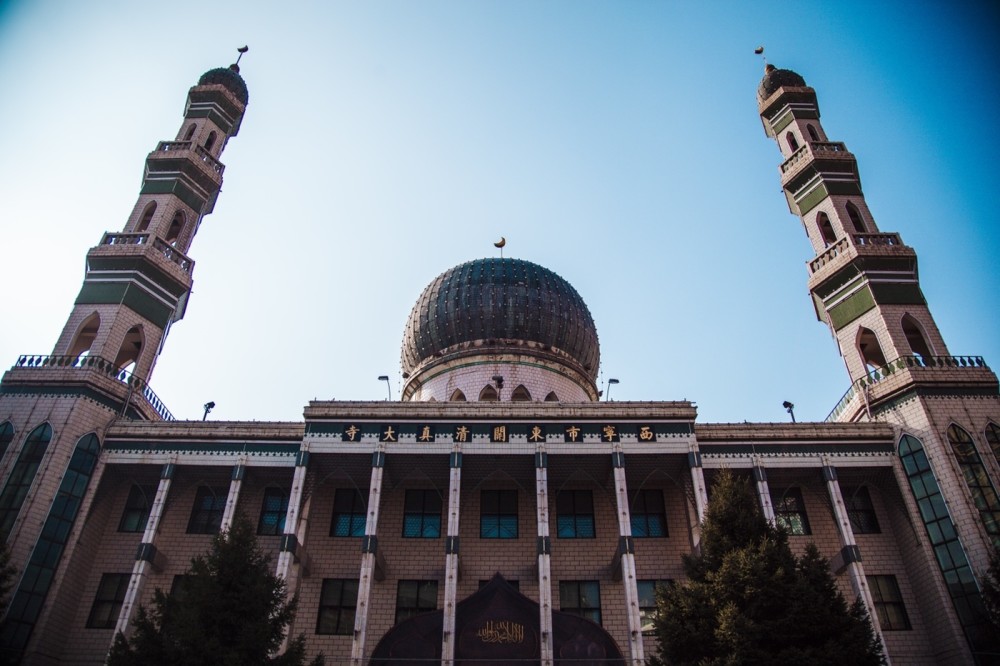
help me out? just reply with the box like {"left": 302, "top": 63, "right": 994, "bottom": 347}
{"left": 780, "top": 141, "right": 857, "bottom": 192}
{"left": 807, "top": 233, "right": 915, "bottom": 285}
{"left": 4, "top": 354, "right": 174, "bottom": 421}
{"left": 827, "top": 355, "right": 998, "bottom": 423}
{"left": 90, "top": 232, "right": 195, "bottom": 279}
{"left": 154, "top": 140, "right": 225, "bottom": 175}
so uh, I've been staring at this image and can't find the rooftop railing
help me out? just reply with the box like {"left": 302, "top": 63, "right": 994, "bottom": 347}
{"left": 99, "top": 233, "right": 193, "bottom": 274}
{"left": 13, "top": 354, "right": 174, "bottom": 421}
{"left": 780, "top": 141, "right": 850, "bottom": 174}
{"left": 153, "top": 141, "right": 224, "bottom": 175}
{"left": 826, "top": 355, "right": 989, "bottom": 422}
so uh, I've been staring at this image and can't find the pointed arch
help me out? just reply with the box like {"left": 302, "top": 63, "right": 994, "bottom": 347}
{"left": 806, "top": 124, "right": 820, "bottom": 141}
{"left": 510, "top": 385, "right": 532, "bottom": 402}
{"left": 985, "top": 423, "right": 1000, "bottom": 463}
{"left": 0, "top": 422, "right": 13, "bottom": 460}
{"left": 478, "top": 385, "right": 498, "bottom": 402}
{"left": 0, "top": 422, "right": 53, "bottom": 540}
{"left": 545, "top": 391, "right": 559, "bottom": 402}
{"left": 846, "top": 202, "right": 866, "bottom": 233}
{"left": 785, "top": 131, "right": 799, "bottom": 152}
{"left": 901, "top": 314, "right": 933, "bottom": 360}
{"left": 816, "top": 212, "right": 837, "bottom": 246}
{"left": 449, "top": 389, "right": 466, "bottom": 402}
{"left": 183, "top": 124, "right": 196, "bottom": 141}
{"left": 136, "top": 201, "right": 156, "bottom": 233}
{"left": 946, "top": 424, "right": 1000, "bottom": 547}
{"left": 204, "top": 130, "right": 218, "bottom": 152}
{"left": 164, "top": 211, "right": 185, "bottom": 245}
{"left": 113, "top": 326, "right": 144, "bottom": 375}
{"left": 857, "top": 327, "right": 887, "bottom": 371}
{"left": 67, "top": 312, "right": 101, "bottom": 361}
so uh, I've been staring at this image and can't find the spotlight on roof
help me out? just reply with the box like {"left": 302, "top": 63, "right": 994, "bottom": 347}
{"left": 782, "top": 401, "right": 796, "bottom": 423}
{"left": 378, "top": 375, "right": 392, "bottom": 401}
{"left": 492, "top": 375, "right": 504, "bottom": 389}
{"left": 202, "top": 401, "right": 216, "bottom": 421}
{"left": 606, "top": 378, "right": 620, "bottom": 401}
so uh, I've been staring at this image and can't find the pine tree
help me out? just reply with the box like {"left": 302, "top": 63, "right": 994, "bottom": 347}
{"left": 108, "top": 515, "right": 323, "bottom": 666}
{"left": 650, "top": 469, "right": 884, "bottom": 666}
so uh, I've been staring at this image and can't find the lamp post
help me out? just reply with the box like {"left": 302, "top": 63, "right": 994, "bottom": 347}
{"left": 782, "top": 400, "right": 796, "bottom": 423}
{"left": 202, "top": 401, "right": 215, "bottom": 421}
{"left": 378, "top": 375, "right": 392, "bottom": 401}
{"left": 606, "top": 378, "right": 619, "bottom": 401}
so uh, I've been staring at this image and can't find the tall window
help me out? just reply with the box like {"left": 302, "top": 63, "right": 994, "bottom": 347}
{"left": 785, "top": 131, "right": 799, "bottom": 152}
{"left": 480, "top": 490, "right": 518, "bottom": 538}
{"left": 630, "top": 489, "right": 667, "bottom": 537}
{"left": 186, "top": 486, "right": 226, "bottom": 534}
{"left": 0, "top": 422, "right": 52, "bottom": 541}
{"left": 119, "top": 484, "right": 155, "bottom": 533}
{"left": 772, "top": 487, "right": 811, "bottom": 535}
{"left": 403, "top": 489, "right": 441, "bottom": 538}
{"left": 559, "top": 581, "right": 602, "bottom": 625}
{"left": 867, "top": 575, "right": 911, "bottom": 630}
{"left": 637, "top": 580, "right": 671, "bottom": 633}
{"left": 846, "top": 202, "right": 866, "bottom": 233}
{"left": 67, "top": 312, "right": 100, "bottom": 361}
{"left": 817, "top": 212, "right": 837, "bottom": 246}
{"left": 986, "top": 423, "right": 1000, "bottom": 463}
{"left": 5, "top": 434, "right": 101, "bottom": 647}
{"left": 843, "top": 486, "right": 880, "bottom": 534}
{"left": 946, "top": 424, "right": 1000, "bottom": 547}
{"left": 395, "top": 580, "right": 437, "bottom": 623}
{"left": 901, "top": 314, "right": 933, "bottom": 360}
{"left": 0, "top": 421, "right": 13, "bottom": 460}
{"left": 204, "top": 130, "right": 217, "bottom": 152}
{"left": 317, "top": 578, "right": 359, "bottom": 635}
{"left": 556, "top": 490, "right": 595, "bottom": 538}
{"left": 257, "top": 487, "right": 289, "bottom": 536}
{"left": 136, "top": 201, "right": 156, "bottom": 233}
{"left": 806, "top": 124, "right": 820, "bottom": 141}
{"left": 857, "top": 327, "right": 888, "bottom": 372}
{"left": 86, "top": 573, "right": 130, "bottom": 629}
{"left": 165, "top": 211, "right": 184, "bottom": 245}
{"left": 331, "top": 488, "right": 367, "bottom": 537}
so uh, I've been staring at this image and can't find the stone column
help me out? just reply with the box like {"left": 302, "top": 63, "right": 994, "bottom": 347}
{"left": 219, "top": 461, "right": 246, "bottom": 532}
{"left": 611, "top": 446, "right": 644, "bottom": 665}
{"left": 753, "top": 461, "right": 776, "bottom": 525}
{"left": 114, "top": 462, "right": 174, "bottom": 638}
{"left": 535, "top": 447, "right": 554, "bottom": 666}
{"left": 822, "top": 462, "right": 890, "bottom": 663}
{"left": 442, "top": 448, "right": 463, "bottom": 665}
{"left": 351, "top": 447, "right": 386, "bottom": 665}
{"left": 275, "top": 448, "right": 310, "bottom": 581}
{"left": 688, "top": 446, "right": 708, "bottom": 547}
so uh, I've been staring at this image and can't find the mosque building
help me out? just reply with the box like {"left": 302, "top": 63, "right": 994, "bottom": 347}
{"left": 0, "top": 56, "right": 997, "bottom": 665}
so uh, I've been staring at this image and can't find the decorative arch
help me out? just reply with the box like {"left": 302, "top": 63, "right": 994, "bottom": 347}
{"left": 986, "top": 422, "right": 1000, "bottom": 463}
{"left": 67, "top": 312, "right": 101, "bottom": 361}
{"left": 806, "top": 124, "right": 820, "bottom": 141}
{"left": 946, "top": 424, "right": 1000, "bottom": 547}
{"left": 816, "top": 212, "right": 837, "bottom": 246}
{"left": 113, "top": 325, "right": 144, "bottom": 375}
{"left": 164, "top": 210, "right": 185, "bottom": 245}
{"left": 856, "top": 327, "right": 888, "bottom": 372}
{"left": 184, "top": 124, "right": 196, "bottom": 141}
{"left": 901, "top": 314, "right": 933, "bottom": 360}
{"left": 0, "top": 421, "right": 14, "bottom": 459}
{"left": 478, "top": 385, "right": 498, "bottom": 402}
{"left": 545, "top": 391, "right": 559, "bottom": 402}
{"left": 785, "top": 131, "right": 799, "bottom": 152}
{"left": 510, "top": 385, "right": 532, "bottom": 402}
{"left": 846, "top": 202, "right": 866, "bottom": 233}
{"left": 204, "top": 130, "right": 218, "bottom": 152}
{"left": 0, "top": 422, "right": 53, "bottom": 540}
{"left": 136, "top": 201, "right": 157, "bottom": 233}
{"left": 449, "top": 389, "right": 466, "bottom": 402}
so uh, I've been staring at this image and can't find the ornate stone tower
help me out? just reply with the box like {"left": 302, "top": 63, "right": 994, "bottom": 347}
{"left": 758, "top": 63, "right": 1000, "bottom": 661}
{"left": 0, "top": 59, "right": 248, "bottom": 655}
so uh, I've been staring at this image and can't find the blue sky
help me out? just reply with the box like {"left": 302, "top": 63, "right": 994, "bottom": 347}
{"left": 0, "top": 1, "right": 997, "bottom": 423}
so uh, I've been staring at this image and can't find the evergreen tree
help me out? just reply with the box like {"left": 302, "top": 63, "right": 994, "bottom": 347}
{"left": 650, "top": 469, "right": 884, "bottom": 666}
{"left": 108, "top": 515, "right": 322, "bottom": 666}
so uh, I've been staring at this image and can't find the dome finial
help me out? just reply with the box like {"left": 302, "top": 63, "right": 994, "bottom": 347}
{"left": 230, "top": 45, "right": 249, "bottom": 73}
{"left": 493, "top": 236, "right": 506, "bottom": 259}
{"left": 754, "top": 45, "right": 768, "bottom": 69}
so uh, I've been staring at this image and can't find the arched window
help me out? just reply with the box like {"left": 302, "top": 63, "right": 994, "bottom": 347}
{"left": 545, "top": 391, "right": 559, "bottom": 402}
{"left": 204, "top": 131, "right": 217, "bottom": 152}
{"left": 479, "top": 385, "right": 498, "bottom": 402}
{"left": 165, "top": 211, "right": 184, "bottom": 245}
{"left": 0, "top": 422, "right": 53, "bottom": 540}
{"left": 136, "top": 201, "right": 156, "bottom": 233}
{"left": 785, "top": 131, "right": 799, "bottom": 152}
{"left": 846, "top": 202, "right": 866, "bottom": 233}
{"left": 184, "top": 124, "right": 196, "bottom": 141}
{"left": 816, "top": 212, "right": 837, "bottom": 246}
{"left": 113, "top": 326, "right": 144, "bottom": 376}
{"left": 901, "top": 314, "right": 933, "bottom": 360}
{"left": 857, "top": 327, "right": 888, "bottom": 371}
{"left": 449, "top": 389, "right": 466, "bottom": 402}
{"left": 3, "top": 433, "right": 100, "bottom": 649}
{"left": 985, "top": 423, "right": 1000, "bottom": 466}
{"left": 946, "top": 424, "right": 1000, "bottom": 547}
{"left": 806, "top": 124, "right": 820, "bottom": 141}
{"left": 510, "top": 385, "right": 532, "bottom": 402}
{"left": 0, "top": 422, "right": 14, "bottom": 460}
{"left": 67, "top": 312, "right": 100, "bottom": 362}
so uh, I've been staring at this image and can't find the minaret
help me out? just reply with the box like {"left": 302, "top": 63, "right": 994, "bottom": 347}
{"left": 758, "top": 63, "right": 1000, "bottom": 661}
{"left": 0, "top": 57, "right": 248, "bottom": 656}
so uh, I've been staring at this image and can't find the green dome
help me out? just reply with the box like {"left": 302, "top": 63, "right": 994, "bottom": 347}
{"left": 401, "top": 258, "right": 600, "bottom": 379}
{"left": 198, "top": 65, "right": 249, "bottom": 105}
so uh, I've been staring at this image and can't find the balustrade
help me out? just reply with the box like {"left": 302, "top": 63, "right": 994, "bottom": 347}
{"left": 152, "top": 237, "right": 193, "bottom": 273}
{"left": 102, "top": 233, "right": 149, "bottom": 246}
{"left": 809, "top": 237, "right": 849, "bottom": 273}
{"left": 853, "top": 233, "right": 902, "bottom": 247}
{"left": 156, "top": 140, "right": 192, "bottom": 152}
{"left": 780, "top": 141, "right": 850, "bottom": 174}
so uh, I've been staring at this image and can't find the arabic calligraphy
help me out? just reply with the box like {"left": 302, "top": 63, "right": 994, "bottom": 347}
{"left": 475, "top": 620, "right": 525, "bottom": 644}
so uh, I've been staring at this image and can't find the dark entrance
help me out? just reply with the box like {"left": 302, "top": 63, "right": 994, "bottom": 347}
{"left": 370, "top": 574, "right": 625, "bottom": 665}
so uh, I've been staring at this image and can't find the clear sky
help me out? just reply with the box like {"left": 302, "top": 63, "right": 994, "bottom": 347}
{"left": 0, "top": 1, "right": 997, "bottom": 424}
